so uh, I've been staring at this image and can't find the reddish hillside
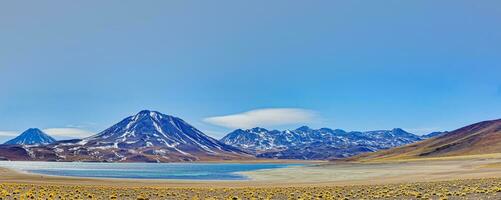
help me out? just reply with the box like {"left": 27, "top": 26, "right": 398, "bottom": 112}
{"left": 348, "top": 119, "right": 501, "bottom": 161}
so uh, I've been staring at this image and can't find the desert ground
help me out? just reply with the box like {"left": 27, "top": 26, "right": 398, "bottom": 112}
{"left": 242, "top": 153, "right": 501, "bottom": 186}
{"left": 2, "top": 154, "right": 501, "bottom": 199}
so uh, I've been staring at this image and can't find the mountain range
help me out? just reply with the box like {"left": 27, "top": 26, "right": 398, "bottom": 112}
{"left": 221, "top": 126, "right": 425, "bottom": 159}
{"left": 0, "top": 110, "right": 249, "bottom": 162}
{"left": 1, "top": 109, "right": 495, "bottom": 163}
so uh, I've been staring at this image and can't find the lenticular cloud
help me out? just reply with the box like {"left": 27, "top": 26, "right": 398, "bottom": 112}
{"left": 204, "top": 108, "right": 316, "bottom": 129}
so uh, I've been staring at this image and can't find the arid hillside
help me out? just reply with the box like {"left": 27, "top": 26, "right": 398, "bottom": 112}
{"left": 348, "top": 118, "right": 501, "bottom": 162}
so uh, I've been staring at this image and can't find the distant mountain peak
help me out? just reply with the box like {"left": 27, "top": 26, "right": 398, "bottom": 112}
{"left": 4, "top": 128, "right": 56, "bottom": 145}
{"left": 333, "top": 128, "right": 347, "bottom": 133}
{"left": 421, "top": 131, "right": 446, "bottom": 139}
{"left": 391, "top": 128, "right": 412, "bottom": 134}
{"left": 136, "top": 109, "right": 161, "bottom": 116}
{"left": 249, "top": 127, "right": 268, "bottom": 132}
{"left": 295, "top": 126, "right": 312, "bottom": 131}
{"left": 131, "top": 110, "right": 164, "bottom": 121}
{"left": 138, "top": 109, "right": 153, "bottom": 114}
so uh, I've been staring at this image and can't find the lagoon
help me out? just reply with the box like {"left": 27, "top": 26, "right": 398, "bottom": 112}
{"left": 0, "top": 161, "right": 303, "bottom": 180}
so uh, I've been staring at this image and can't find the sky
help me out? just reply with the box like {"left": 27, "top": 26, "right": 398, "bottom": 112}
{"left": 0, "top": 1, "right": 500, "bottom": 142}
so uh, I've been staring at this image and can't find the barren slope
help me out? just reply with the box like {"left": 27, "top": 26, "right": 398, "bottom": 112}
{"left": 348, "top": 119, "right": 501, "bottom": 162}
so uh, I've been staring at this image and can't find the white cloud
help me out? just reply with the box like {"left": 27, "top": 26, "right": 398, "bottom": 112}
{"left": 65, "top": 122, "right": 97, "bottom": 129}
{"left": 42, "top": 128, "right": 95, "bottom": 138}
{"left": 0, "top": 131, "right": 19, "bottom": 137}
{"left": 204, "top": 108, "right": 316, "bottom": 129}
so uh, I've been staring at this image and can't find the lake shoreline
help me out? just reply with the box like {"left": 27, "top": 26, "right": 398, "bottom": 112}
{"left": 2, "top": 154, "right": 501, "bottom": 187}
{"left": 0, "top": 161, "right": 309, "bottom": 182}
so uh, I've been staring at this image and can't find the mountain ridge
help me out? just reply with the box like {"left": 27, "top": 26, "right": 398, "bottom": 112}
{"left": 220, "top": 126, "right": 424, "bottom": 159}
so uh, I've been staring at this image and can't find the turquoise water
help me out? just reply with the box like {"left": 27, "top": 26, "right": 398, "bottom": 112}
{"left": 0, "top": 161, "right": 303, "bottom": 180}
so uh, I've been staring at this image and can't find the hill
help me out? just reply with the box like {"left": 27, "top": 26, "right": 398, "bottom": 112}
{"left": 347, "top": 118, "right": 501, "bottom": 162}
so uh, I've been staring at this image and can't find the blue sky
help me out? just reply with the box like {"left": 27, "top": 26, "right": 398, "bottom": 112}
{"left": 0, "top": 1, "right": 500, "bottom": 141}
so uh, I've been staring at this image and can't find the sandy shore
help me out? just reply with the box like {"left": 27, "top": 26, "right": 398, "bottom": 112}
{"left": 243, "top": 159, "right": 501, "bottom": 185}
{"left": 2, "top": 154, "right": 501, "bottom": 187}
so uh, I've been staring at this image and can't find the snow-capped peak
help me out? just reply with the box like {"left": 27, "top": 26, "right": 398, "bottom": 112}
{"left": 4, "top": 128, "right": 56, "bottom": 145}
{"left": 83, "top": 110, "right": 244, "bottom": 156}
{"left": 220, "top": 126, "right": 423, "bottom": 159}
